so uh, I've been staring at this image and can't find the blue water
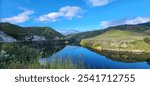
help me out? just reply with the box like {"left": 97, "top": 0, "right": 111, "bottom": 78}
{"left": 40, "top": 45, "right": 150, "bottom": 69}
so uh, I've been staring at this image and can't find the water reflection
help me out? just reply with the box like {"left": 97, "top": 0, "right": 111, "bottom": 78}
{"left": 22, "top": 42, "right": 66, "bottom": 57}
{"left": 94, "top": 50, "right": 150, "bottom": 62}
{"left": 41, "top": 45, "right": 65, "bottom": 57}
{"left": 40, "top": 45, "right": 150, "bottom": 69}
{"left": 146, "top": 58, "right": 150, "bottom": 65}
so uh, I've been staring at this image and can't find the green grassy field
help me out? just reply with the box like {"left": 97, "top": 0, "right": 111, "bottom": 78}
{"left": 81, "top": 30, "right": 150, "bottom": 52}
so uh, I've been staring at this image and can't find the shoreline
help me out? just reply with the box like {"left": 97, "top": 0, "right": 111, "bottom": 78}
{"left": 81, "top": 45, "right": 150, "bottom": 53}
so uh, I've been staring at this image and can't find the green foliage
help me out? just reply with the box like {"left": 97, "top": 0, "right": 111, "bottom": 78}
{"left": 0, "top": 43, "right": 85, "bottom": 69}
{"left": 0, "top": 22, "right": 64, "bottom": 41}
{"left": 0, "top": 43, "right": 41, "bottom": 68}
{"left": 27, "top": 27, "right": 64, "bottom": 39}
{"left": 143, "top": 37, "right": 150, "bottom": 44}
{"left": 0, "top": 50, "right": 16, "bottom": 68}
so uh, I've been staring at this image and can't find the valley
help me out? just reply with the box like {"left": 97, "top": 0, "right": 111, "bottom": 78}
{"left": 0, "top": 22, "right": 150, "bottom": 69}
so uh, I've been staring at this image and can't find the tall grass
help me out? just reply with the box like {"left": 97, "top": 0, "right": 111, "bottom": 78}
{"left": 0, "top": 43, "right": 85, "bottom": 69}
{"left": 3, "top": 58, "right": 85, "bottom": 69}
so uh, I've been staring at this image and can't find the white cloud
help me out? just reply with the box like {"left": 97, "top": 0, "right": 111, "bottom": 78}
{"left": 0, "top": 10, "right": 34, "bottom": 23}
{"left": 100, "top": 17, "right": 150, "bottom": 28}
{"left": 38, "top": 12, "right": 62, "bottom": 22}
{"left": 60, "top": 6, "right": 82, "bottom": 19}
{"left": 126, "top": 17, "right": 150, "bottom": 25}
{"left": 87, "top": 0, "right": 114, "bottom": 7}
{"left": 37, "top": 6, "right": 82, "bottom": 22}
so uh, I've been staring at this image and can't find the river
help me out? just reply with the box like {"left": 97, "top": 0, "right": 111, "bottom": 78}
{"left": 39, "top": 45, "right": 150, "bottom": 69}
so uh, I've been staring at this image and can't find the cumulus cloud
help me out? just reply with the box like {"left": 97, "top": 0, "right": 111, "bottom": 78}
{"left": 126, "top": 17, "right": 150, "bottom": 24}
{"left": 100, "top": 17, "right": 150, "bottom": 28}
{"left": 37, "top": 6, "right": 82, "bottom": 22}
{"left": 87, "top": 0, "right": 114, "bottom": 7}
{"left": 0, "top": 10, "right": 34, "bottom": 23}
{"left": 38, "top": 12, "right": 62, "bottom": 22}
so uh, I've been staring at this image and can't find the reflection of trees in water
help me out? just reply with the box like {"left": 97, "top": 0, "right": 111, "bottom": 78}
{"left": 41, "top": 45, "right": 65, "bottom": 58}
{"left": 87, "top": 48, "right": 150, "bottom": 63}
{"left": 0, "top": 42, "right": 66, "bottom": 68}
{"left": 147, "top": 62, "right": 150, "bottom": 65}
{"left": 146, "top": 58, "right": 150, "bottom": 65}
{"left": 21, "top": 42, "right": 66, "bottom": 57}
{"left": 99, "top": 51, "right": 150, "bottom": 62}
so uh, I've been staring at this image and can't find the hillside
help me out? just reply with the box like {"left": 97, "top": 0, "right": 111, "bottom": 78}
{"left": 80, "top": 22, "right": 150, "bottom": 52}
{"left": 81, "top": 29, "right": 150, "bottom": 52}
{"left": 67, "top": 30, "right": 106, "bottom": 42}
{"left": 69, "top": 22, "right": 150, "bottom": 42}
{"left": 0, "top": 23, "right": 65, "bottom": 42}
{"left": 107, "top": 25, "right": 150, "bottom": 35}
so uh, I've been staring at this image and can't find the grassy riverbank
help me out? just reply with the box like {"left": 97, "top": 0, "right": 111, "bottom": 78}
{"left": 80, "top": 30, "right": 150, "bottom": 53}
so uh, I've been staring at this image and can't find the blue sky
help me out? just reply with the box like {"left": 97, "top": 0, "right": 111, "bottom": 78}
{"left": 1, "top": 0, "right": 150, "bottom": 34}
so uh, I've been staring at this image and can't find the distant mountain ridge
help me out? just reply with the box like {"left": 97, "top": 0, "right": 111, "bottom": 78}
{"left": 0, "top": 22, "right": 65, "bottom": 42}
{"left": 69, "top": 22, "right": 150, "bottom": 42}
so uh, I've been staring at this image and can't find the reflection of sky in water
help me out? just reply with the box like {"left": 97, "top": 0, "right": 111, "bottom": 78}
{"left": 40, "top": 45, "right": 150, "bottom": 69}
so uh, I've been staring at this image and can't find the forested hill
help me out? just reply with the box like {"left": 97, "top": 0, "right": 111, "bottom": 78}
{"left": 0, "top": 22, "right": 65, "bottom": 42}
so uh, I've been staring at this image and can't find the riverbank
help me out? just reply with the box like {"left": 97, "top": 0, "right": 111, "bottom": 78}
{"left": 80, "top": 43, "right": 150, "bottom": 53}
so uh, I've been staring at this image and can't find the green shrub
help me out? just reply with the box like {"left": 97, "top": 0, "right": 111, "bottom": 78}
{"left": 143, "top": 37, "right": 150, "bottom": 44}
{"left": 0, "top": 43, "right": 42, "bottom": 68}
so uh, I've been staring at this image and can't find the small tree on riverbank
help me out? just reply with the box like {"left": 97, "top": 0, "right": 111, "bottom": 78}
{"left": 143, "top": 37, "right": 150, "bottom": 44}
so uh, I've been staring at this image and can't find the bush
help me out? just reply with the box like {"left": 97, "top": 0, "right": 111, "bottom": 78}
{"left": 0, "top": 43, "right": 42, "bottom": 68}
{"left": 143, "top": 37, "right": 150, "bottom": 44}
